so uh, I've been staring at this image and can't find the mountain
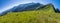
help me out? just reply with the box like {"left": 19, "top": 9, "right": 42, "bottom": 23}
{"left": 0, "top": 3, "right": 43, "bottom": 15}
{"left": 9, "top": 3, "right": 43, "bottom": 12}
{"left": 0, "top": 3, "right": 60, "bottom": 23}
{"left": 0, "top": 9, "right": 10, "bottom": 16}
{"left": 55, "top": 8, "right": 60, "bottom": 13}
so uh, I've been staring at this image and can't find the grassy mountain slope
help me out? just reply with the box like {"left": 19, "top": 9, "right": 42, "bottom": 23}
{"left": 0, "top": 4, "right": 60, "bottom": 23}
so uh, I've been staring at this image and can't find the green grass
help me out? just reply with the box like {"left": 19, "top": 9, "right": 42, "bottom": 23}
{"left": 0, "top": 4, "right": 60, "bottom": 23}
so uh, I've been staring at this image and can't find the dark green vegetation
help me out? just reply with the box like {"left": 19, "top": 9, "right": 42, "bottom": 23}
{"left": 0, "top": 4, "right": 60, "bottom": 23}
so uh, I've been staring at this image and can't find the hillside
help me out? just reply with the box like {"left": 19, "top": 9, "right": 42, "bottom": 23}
{"left": 0, "top": 4, "right": 60, "bottom": 23}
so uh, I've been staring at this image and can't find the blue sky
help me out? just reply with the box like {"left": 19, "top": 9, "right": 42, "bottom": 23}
{"left": 0, "top": 0, "right": 60, "bottom": 13}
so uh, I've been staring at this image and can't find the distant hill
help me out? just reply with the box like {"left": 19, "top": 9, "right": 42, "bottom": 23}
{"left": 55, "top": 8, "right": 60, "bottom": 13}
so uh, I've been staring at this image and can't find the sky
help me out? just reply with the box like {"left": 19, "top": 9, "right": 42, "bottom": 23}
{"left": 0, "top": 0, "right": 60, "bottom": 13}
